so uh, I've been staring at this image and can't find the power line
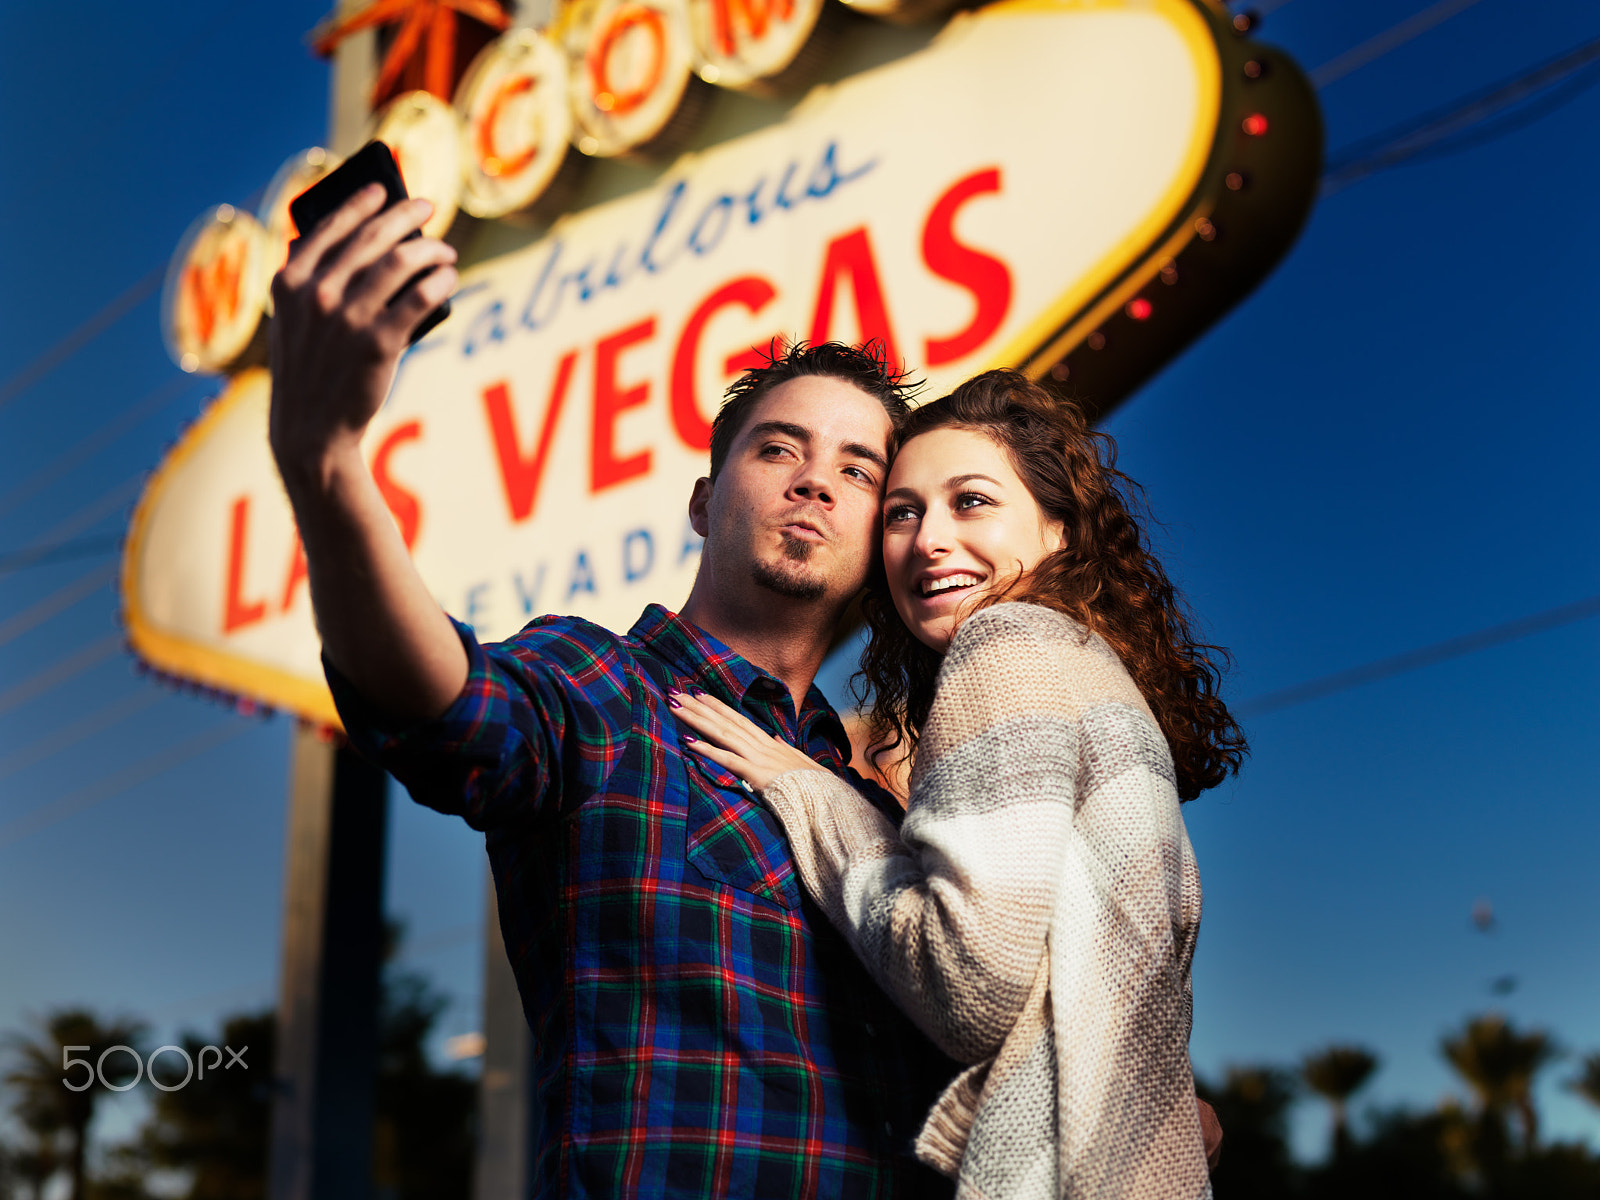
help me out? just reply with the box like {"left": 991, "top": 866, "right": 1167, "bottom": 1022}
{"left": 0, "top": 563, "right": 118, "bottom": 647}
{"left": 0, "top": 474, "right": 143, "bottom": 575}
{"left": 0, "top": 689, "right": 164, "bottom": 786}
{"left": 0, "top": 264, "right": 167, "bottom": 416}
{"left": 0, "top": 534, "right": 121, "bottom": 577}
{"left": 0, "top": 633, "right": 124, "bottom": 718}
{"left": 1310, "top": 0, "right": 1492, "bottom": 89}
{"left": 34, "top": 473, "right": 144, "bottom": 545}
{"left": 0, "top": 721, "right": 253, "bottom": 852}
{"left": 0, "top": 374, "right": 199, "bottom": 523}
{"left": 1236, "top": 593, "right": 1600, "bottom": 718}
{"left": 1322, "top": 32, "right": 1600, "bottom": 195}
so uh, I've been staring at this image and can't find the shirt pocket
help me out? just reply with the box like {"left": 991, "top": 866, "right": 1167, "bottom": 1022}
{"left": 682, "top": 752, "right": 802, "bottom": 911}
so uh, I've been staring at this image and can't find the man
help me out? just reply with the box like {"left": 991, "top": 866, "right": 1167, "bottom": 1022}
{"left": 269, "top": 185, "right": 959, "bottom": 1198}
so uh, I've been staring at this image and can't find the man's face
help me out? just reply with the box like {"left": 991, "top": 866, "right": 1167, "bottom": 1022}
{"left": 691, "top": 375, "right": 893, "bottom": 611}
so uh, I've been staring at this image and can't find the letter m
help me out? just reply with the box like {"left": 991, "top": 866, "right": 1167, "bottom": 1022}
{"left": 710, "top": 0, "right": 794, "bottom": 56}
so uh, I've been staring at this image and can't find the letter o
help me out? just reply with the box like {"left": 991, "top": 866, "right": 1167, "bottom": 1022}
{"left": 147, "top": 1045, "right": 195, "bottom": 1092}
{"left": 587, "top": 5, "right": 667, "bottom": 116}
{"left": 98, "top": 1045, "right": 144, "bottom": 1092}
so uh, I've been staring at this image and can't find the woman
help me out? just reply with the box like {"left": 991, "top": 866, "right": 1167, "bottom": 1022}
{"left": 671, "top": 369, "right": 1245, "bottom": 1199}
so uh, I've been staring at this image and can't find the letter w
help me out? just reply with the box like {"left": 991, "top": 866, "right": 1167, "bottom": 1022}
{"left": 482, "top": 351, "right": 578, "bottom": 523}
{"left": 183, "top": 243, "right": 245, "bottom": 344}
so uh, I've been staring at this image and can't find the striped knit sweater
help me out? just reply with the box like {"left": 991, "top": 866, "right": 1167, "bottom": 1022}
{"left": 763, "top": 602, "right": 1211, "bottom": 1200}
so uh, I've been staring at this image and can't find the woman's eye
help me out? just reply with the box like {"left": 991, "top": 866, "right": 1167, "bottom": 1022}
{"left": 954, "top": 492, "right": 991, "bottom": 511}
{"left": 884, "top": 505, "right": 917, "bottom": 525}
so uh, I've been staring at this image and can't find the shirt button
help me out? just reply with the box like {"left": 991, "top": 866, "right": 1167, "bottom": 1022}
{"left": 883, "top": 1121, "right": 894, "bottom": 1136}
{"left": 863, "top": 1023, "right": 875, "bottom": 1037}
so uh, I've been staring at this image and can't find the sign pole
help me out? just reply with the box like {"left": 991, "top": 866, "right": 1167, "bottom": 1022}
{"left": 475, "top": 880, "right": 536, "bottom": 1200}
{"left": 267, "top": 731, "right": 389, "bottom": 1200}
{"left": 267, "top": 15, "right": 388, "bottom": 1200}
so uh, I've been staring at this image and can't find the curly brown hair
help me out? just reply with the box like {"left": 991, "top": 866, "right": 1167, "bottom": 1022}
{"left": 856, "top": 369, "right": 1247, "bottom": 801}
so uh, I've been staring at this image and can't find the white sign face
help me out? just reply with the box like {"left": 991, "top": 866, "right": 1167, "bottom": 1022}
{"left": 126, "top": 0, "right": 1222, "bottom": 725}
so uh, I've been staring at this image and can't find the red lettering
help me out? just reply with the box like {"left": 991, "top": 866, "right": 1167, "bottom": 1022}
{"left": 223, "top": 495, "right": 268, "bottom": 634}
{"left": 483, "top": 354, "right": 578, "bottom": 522}
{"left": 278, "top": 423, "right": 422, "bottom": 613}
{"left": 921, "top": 167, "right": 1013, "bottom": 366}
{"left": 670, "top": 276, "right": 778, "bottom": 451}
{"left": 184, "top": 240, "right": 245, "bottom": 345}
{"left": 477, "top": 75, "right": 538, "bottom": 178}
{"left": 808, "top": 227, "right": 900, "bottom": 368}
{"left": 709, "top": 0, "right": 793, "bottom": 55}
{"left": 723, "top": 337, "right": 783, "bottom": 376}
{"left": 280, "top": 536, "right": 308, "bottom": 614}
{"left": 587, "top": 6, "right": 666, "bottom": 115}
{"left": 372, "top": 421, "right": 424, "bottom": 550}
{"left": 592, "top": 318, "right": 656, "bottom": 493}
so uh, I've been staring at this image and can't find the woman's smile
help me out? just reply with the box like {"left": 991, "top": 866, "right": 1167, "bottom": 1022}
{"left": 882, "top": 426, "right": 1064, "bottom": 652}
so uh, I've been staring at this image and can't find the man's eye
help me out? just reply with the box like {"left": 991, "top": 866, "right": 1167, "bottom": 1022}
{"left": 761, "top": 444, "right": 793, "bottom": 458}
{"left": 843, "top": 465, "right": 875, "bottom": 483}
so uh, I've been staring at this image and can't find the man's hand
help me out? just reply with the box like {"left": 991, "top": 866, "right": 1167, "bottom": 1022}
{"left": 264, "top": 183, "right": 467, "bottom": 722}
{"left": 268, "top": 183, "right": 458, "bottom": 485}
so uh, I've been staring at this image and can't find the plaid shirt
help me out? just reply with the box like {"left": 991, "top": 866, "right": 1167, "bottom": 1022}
{"left": 329, "top": 604, "right": 958, "bottom": 1199}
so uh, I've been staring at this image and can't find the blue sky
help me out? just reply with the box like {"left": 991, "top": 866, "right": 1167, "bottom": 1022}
{"left": 2, "top": 0, "right": 1597, "bottom": 1167}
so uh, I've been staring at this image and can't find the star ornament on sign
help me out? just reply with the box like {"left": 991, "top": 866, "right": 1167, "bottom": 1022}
{"left": 312, "top": 0, "right": 512, "bottom": 107}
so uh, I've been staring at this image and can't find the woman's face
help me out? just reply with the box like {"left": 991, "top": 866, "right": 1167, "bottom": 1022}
{"left": 881, "top": 426, "right": 1065, "bottom": 653}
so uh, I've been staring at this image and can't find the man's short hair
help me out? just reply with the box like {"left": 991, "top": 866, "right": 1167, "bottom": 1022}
{"left": 708, "top": 341, "right": 916, "bottom": 479}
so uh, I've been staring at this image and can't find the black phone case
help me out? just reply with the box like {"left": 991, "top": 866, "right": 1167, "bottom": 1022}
{"left": 288, "top": 141, "right": 451, "bottom": 344}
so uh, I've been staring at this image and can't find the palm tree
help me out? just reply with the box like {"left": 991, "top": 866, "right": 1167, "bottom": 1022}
{"left": 3, "top": 1009, "right": 147, "bottom": 1200}
{"left": 1570, "top": 1051, "right": 1600, "bottom": 1112}
{"left": 1301, "top": 1044, "right": 1378, "bottom": 1159}
{"left": 138, "top": 1010, "right": 276, "bottom": 1200}
{"left": 1441, "top": 1013, "right": 1557, "bottom": 1154}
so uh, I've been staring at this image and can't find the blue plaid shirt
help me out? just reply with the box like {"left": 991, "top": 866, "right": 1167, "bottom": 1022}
{"left": 329, "top": 604, "right": 958, "bottom": 1198}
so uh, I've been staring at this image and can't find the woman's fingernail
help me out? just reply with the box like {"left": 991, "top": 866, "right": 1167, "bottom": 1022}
{"left": 691, "top": 687, "right": 706, "bottom": 698}
{"left": 666, "top": 694, "right": 683, "bottom": 709}
{"left": 683, "top": 734, "right": 698, "bottom": 743}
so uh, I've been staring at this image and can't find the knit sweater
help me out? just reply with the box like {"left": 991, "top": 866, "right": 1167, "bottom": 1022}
{"left": 763, "top": 602, "right": 1211, "bottom": 1200}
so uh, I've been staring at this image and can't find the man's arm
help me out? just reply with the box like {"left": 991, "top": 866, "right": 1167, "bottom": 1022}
{"left": 268, "top": 182, "right": 464, "bottom": 721}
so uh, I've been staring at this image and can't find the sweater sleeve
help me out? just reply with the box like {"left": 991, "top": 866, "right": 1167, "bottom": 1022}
{"left": 763, "top": 605, "right": 1082, "bottom": 1064}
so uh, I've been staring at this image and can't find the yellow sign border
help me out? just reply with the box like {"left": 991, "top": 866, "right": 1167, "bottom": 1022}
{"left": 121, "top": 368, "right": 344, "bottom": 727}
{"left": 124, "top": 0, "right": 1236, "bottom": 729}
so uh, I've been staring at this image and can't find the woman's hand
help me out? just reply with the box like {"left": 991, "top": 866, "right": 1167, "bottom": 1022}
{"left": 669, "top": 691, "right": 829, "bottom": 793}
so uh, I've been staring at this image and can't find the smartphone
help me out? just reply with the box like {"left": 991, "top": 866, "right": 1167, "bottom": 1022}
{"left": 288, "top": 140, "right": 451, "bottom": 344}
